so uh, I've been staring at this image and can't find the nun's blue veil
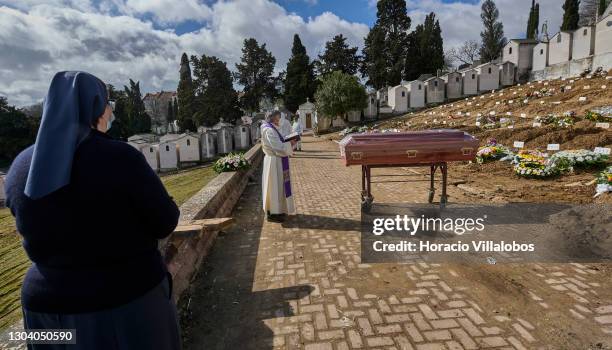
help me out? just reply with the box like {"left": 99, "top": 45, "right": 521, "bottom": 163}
{"left": 25, "top": 71, "right": 109, "bottom": 200}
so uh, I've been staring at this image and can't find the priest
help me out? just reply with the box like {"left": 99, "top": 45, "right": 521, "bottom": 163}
{"left": 261, "top": 111, "right": 297, "bottom": 222}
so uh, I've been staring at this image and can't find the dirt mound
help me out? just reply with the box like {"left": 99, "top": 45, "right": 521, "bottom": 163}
{"left": 550, "top": 204, "right": 612, "bottom": 258}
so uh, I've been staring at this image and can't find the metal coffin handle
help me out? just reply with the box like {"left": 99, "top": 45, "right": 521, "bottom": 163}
{"left": 461, "top": 147, "right": 473, "bottom": 156}
{"left": 406, "top": 150, "right": 417, "bottom": 158}
{"left": 351, "top": 152, "right": 363, "bottom": 160}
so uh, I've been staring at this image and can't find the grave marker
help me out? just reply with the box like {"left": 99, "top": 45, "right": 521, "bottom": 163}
{"left": 513, "top": 141, "right": 524, "bottom": 148}
{"left": 547, "top": 144, "right": 560, "bottom": 151}
{"left": 533, "top": 122, "right": 542, "bottom": 127}
{"left": 595, "top": 122, "right": 609, "bottom": 129}
{"left": 594, "top": 147, "right": 611, "bottom": 155}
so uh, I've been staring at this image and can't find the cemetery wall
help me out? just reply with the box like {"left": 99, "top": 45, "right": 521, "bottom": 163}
{"left": 530, "top": 56, "right": 594, "bottom": 80}
{"left": 161, "top": 143, "right": 263, "bottom": 301}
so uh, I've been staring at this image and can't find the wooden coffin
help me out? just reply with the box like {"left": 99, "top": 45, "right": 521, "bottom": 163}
{"left": 339, "top": 129, "right": 479, "bottom": 166}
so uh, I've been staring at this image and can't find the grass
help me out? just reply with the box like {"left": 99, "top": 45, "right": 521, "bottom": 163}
{"left": 0, "top": 165, "right": 217, "bottom": 331}
{"left": 161, "top": 165, "right": 218, "bottom": 206}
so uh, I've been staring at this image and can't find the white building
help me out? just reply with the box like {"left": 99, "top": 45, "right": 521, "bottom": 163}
{"left": 363, "top": 92, "right": 377, "bottom": 119}
{"left": 159, "top": 140, "right": 179, "bottom": 170}
{"left": 572, "top": 26, "right": 596, "bottom": 60}
{"left": 387, "top": 85, "right": 408, "bottom": 113}
{"left": 502, "top": 39, "right": 537, "bottom": 81}
{"left": 499, "top": 61, "right": 516, "bottom": 86}
{"left": 441, "top": 72, "right": 462, "bottom": 100}
{"left": 234, "top": 124, "right": 251, "bottom": 150}
{"left": 160, "top": 133, "right": 180, "bottom": 143}
{"left": 127, "top": 139, "right": 149, "bottom": 150}
{"left": 532, "top": 41, "right": 549, "bottom": 71}
{"left": 593, "top": 4, "right": 612, "bottom": 70}
{"left": 128, "top": 133, "right": 158, "bottom": 143}
{"left": 459, "top": 68, "right": 478, "bottom": 96}
{"left": 216, "top": 127, "right": 233, "bottom": 154}
{"left": 402, "top": 80, "right": 425, "bottom": 108}
{"left": 548, "top": 31, "right": 573, "bottom": 66}
{"left": 199, "top": 131, "right": 217, "bottom": 159}
{"left": 141, "top": 144, "right": 160, "bottom": 171}
{"left": 176, "top": 133, "right": 200, "bottom": 163}
{"left": 296, "top": 98, "right": 316, "bottom": 130}
{"left": 424, "top": 77, "right": 445, "bottom": 104}
{"left": 476, "top": 62, "right": 500, "bottom": 92}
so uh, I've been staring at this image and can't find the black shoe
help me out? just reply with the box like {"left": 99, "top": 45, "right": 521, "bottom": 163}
{"left": 267, "top": 214, "right": 285, "bottom": 222}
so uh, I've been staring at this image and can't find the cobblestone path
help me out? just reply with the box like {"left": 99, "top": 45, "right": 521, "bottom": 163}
{"left": 183, "top": 135, "right": 612, "bottom": 350}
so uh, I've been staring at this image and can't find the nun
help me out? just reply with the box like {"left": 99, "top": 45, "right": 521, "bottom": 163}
{"left": 4, "top": 72, "right": 181, "bottom": 349}
{"left": 260, "top": 111, "right": 297, "bottom": 222}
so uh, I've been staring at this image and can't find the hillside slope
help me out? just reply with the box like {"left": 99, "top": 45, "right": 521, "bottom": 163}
{"left": 333, "top": 72, "right": 612, "bottom": 203}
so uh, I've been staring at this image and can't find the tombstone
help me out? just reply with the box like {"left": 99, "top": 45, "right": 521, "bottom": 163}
{"left": 159, "top": 140, "right": 179, "bottom": 170}
{"left": 199, "top": 130, "right": 217, "bottom": 159}
{"left": 250, "top": 120, "right": 262, "bottom": 142}
{"left": 217, "top": 127, "right": 233, "bottom": 154}
{"left": 234, "top": 124, "right": 251, "bottom": 150}
{"left": 176, "top": 133, "right": 201, "bottom": 163}
{"left": 499, "top": 62, "right": 515, "bottom": 86}
{"left": 332, "top": 116, "right": 346, "bottom": 128}
{"left": 141, "top": 144, "right": 160, "bottom": 171}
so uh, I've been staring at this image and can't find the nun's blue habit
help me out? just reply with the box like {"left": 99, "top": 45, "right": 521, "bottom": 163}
{"left": 4, "top": 71, "right": 181, "bottom": 350}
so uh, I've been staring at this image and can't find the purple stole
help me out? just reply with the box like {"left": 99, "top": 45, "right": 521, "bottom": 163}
{"left": 262, "top": 122, "right": 292, "bottom": 198}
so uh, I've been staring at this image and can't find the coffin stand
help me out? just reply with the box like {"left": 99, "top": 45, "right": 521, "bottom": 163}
{"left": 339, "top": 130, "right": 479, "bottom": 211}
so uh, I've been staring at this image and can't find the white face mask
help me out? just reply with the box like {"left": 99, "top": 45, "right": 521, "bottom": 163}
{"left": 107, "top": 112, "right": 116, "bottom": 130}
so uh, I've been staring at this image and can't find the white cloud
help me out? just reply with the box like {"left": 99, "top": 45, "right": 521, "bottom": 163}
{"left": 0, "top": 0, "right": 566, "bottom": 106}
{"left": 406, "top": 0, "right": 564, "bottom": 52}
{"left": 0, "top": 0, "right": 368, "bottom": 106}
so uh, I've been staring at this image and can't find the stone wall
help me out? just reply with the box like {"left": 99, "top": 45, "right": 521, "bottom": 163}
{"left": 162, "top": 143, "right": 263, "bottom": 301}
{"left": 530, "top": 56, "right": 594, "bottom": 80}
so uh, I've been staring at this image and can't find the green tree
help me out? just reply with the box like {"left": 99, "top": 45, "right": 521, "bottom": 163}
{"left": 599, "top": 0, "right": 608, "bottom": 16}
{"left": 191, "top": 54, "right": 242, "bottom": 126}
{"left": 561, "top": 0, "right": 580, "bottom": 31}
{"left": 360, "top": 25, "right": 388, "bottom": 90}
{"left": 479, "top": 0, "right": 507, "bottom": 62}
{"left": 167, "top": 100, "right": 174, "bottom": 122}
{"left": 315, "top": 34, "right": 360, "bottom": 76}
{"left": 284, "top": 34, "right": 316, "bottom": 113}
{"left": 403, "top": 13, "right": 445, "bottom": 81}
{"left": 376, "top": 0, "right": 411, "bottom": 86}
{"left": 0, "top": 97, "right": 39, "bottom": 163}
{"left": 177, "top": 52, "right": 196, "bottom": 132}
{"left": 526, "top": 0, "right": 540, "bottom": 39}
{"left": 122, "top": 79, "right": 151, "bottom": 135}
{"left": 235, "top": 38, "right": 277, "bottom": 113}
{"left": 314, "top": 71, "right": 367, "bottom": 120}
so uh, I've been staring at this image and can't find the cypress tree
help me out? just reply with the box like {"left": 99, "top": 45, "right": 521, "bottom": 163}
{"left": 375, "top": 0, "right": 411, "bottom": 86}
{"left": 600, "top": 0, "right": 607, "bottom": 16}
{"left": 361, "top": 25, "right": 388, "bottom": 90}
{"left": 284, "top": 34, "right": 316, "bottom": 113}
{"left": 561, "top": 0, "right": 580, "bottom": 31}
{"left": 235, "top": 38, "right": 277, "bottom": 113}
{"left": 479, "top": 0, "right": 507, "bottom": 62}
{"left": 177, "top": 52, "right": 196, "bottom": 131}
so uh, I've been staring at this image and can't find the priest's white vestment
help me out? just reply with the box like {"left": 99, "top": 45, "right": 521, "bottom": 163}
{"left": 261, "top": 123, "right": 295, "bottom": 215}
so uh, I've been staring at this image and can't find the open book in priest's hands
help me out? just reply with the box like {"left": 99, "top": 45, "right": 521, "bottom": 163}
{"left": 283, "top": 132, "right": 301, "bottom": 142}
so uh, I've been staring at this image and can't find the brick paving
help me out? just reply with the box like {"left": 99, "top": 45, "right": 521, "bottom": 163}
{"left": 183, "top": 135, "right": 612, "bottom": 350}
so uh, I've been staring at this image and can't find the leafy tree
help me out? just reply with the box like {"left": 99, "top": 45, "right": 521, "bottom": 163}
{"left": 235, "top": 38, "right": 277, "bottom": 113}
{"left": 526, "top": 0, "right": 540, "bottom": 39}
{"left": 403, "top": 13, "right": 445, "bottom": 80}
{"left": 361, "top": 25, "right": 388, "bottom": 90}
{"left": 562, "top": 0, "right": 580, "bottom": 30}
{"left": 375, "top": 0, "right": 411, "bottom": 85}
{"left": 479, "top": 0, "right": 507, "bottom": 62}
{"left": 0, "top": 97, "right": 39, "bottom": 163}
{"left": 314, "top": 71, "right": 367, "bottom": 120}
{"left": 284, "top": 34, "right": 316, "bottom": 113}
{"left": 177, "top": 52, "right": 196, "bottom": 132}
{"left": 191, "top": 54, "right": 242, "bottom": 126}
{"left": 315, "top": 34, "right": 360, "bottom": 76}
{"left": 122, "top": 79, "right": 151, "bottom": 135}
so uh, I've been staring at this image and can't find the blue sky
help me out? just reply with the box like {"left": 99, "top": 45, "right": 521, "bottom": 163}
{"left": 0, "top": 0, "right": 563, "bottom": 106}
